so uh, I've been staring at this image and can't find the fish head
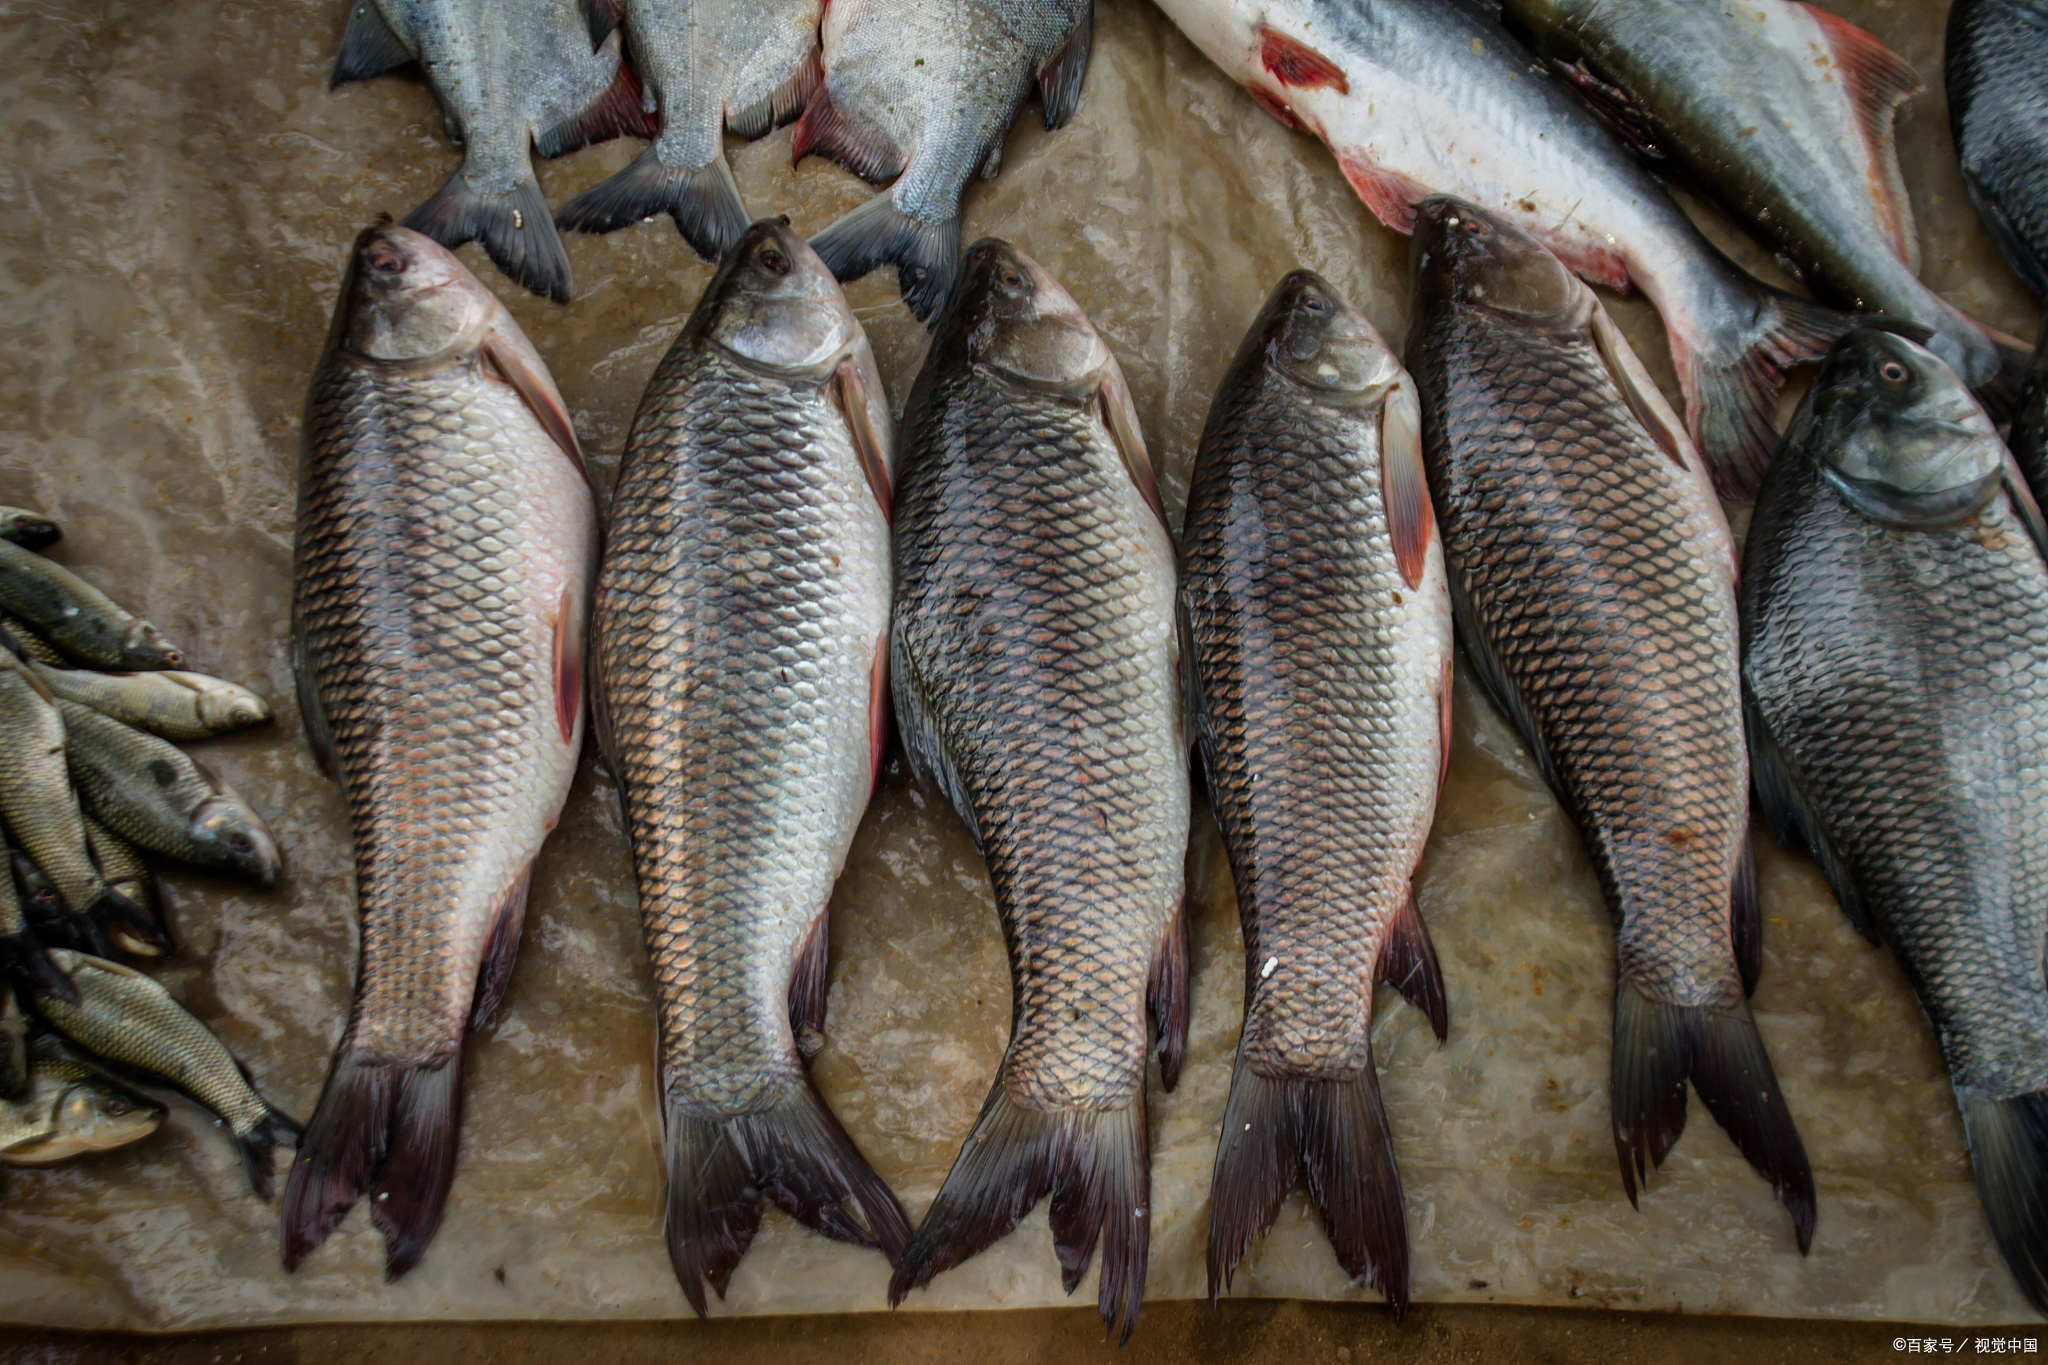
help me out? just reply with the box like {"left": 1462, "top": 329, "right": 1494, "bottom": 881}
{"left": 694, "top": 219, "right": 862, "bottom": 376}
{"left": 334, "top": 221, "right": 499, "bottom": 365}
{"left": 1252, "top": 269, "right": 1400, "bottom": 399}
{"left": 1409, "top": 197, "right": 1588, "bottom": 332}
{"left": 949, "top": 239, "right": 1111, "bottom": 397}
{"left": 189, "top": 788, "right": 282, "bottom": 889}
{"left": 119, "top": 621, "right": 182, "bottom": 670}
{"left": 177, "top": 675, "right": 274, "bottom": 731}
{"left": 1806, "top": 328, "right": 2007, "bottom": 528}
{"left": 13, "top": 1068, "right": 164, "bottom": 1163}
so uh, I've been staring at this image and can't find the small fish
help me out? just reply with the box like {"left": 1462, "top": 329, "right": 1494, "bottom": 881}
{"left": 1405, "top": 196, "right": 1814, "bottom": 1247}
{"left": 84, "top": 817, "right": 164, "bottom": 959}
{"left": 283, "top": 223, "right": 595, "bottom": 1278}
{"left": 26, "top": 950, "right": 298, "bottom": 1194}
{"left": 330, "top": 0, "right": 656, "bottom": 300}
{"left": 1500, "top": 0, "right": 2032, "bottom": 414}
{"left": 29, "top": 660, "right": 272, "bottom": 742}
{"left": 1948, "top": 0, "right": 2048, "bottom": 298}
{"left": 558, "top": 0, "right": 821, "bottom": 261}
{"left": 0, "top": 508, "right": 61, "bottom": 552}
{"left": 60, "top": 701, "right": 279, "bottom": 889}
{"left": 0, "top": 1048, "right": 164, "bottom": 1166}
{"left": 593, "top": 219, "right": 907, "bottom": 1311}
{"left": 1742, "top": 327, "right": 2048, "bottom": 1312}
{"left": 886, "top": 240, "right": 1186, "bottom": 1341}
{"left": 1153, "top": 0, "right": 1859, "bottom": 497}
{"left": 794, "top": 0, "right": 1094, "bottom": 319}
{"left": 0, "top": 653, "right": 159, "bottom": 957}
{"left": 0, "top": 540, "right": 182, "bottom": 670}
{"left": 1181, "top": 270, "right": 1452, "bottom": 1310}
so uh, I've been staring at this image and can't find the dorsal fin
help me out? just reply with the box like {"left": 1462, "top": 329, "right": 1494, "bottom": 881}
{"left": 1800, "top": 4, "right": 1923, "bottom": 271}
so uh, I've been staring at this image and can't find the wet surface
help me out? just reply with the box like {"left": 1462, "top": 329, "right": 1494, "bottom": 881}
{"left": 0, "top": 0, "right": 2039, "bottom": 1333}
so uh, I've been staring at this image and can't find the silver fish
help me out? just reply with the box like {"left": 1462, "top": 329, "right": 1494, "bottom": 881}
{"left": 30, "top": 661, "right": 271, "bottom": 742}
{"left": 0, "top": 539, "right": 182, "bottom": 670}
{"left": 0, "top": 1048, "right": 164, "bottom": 1166}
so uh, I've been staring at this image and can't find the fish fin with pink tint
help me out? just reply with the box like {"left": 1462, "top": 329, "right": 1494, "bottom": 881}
{"left": 829, "top": 358, "right": 893, "bottom": 521}
{"left": 1380, "top": 380, "right": 1432, "bottom": 590}
{"left": 479, "top": 329, "right": 585, "bottom": 475}
{"left": 1256, "top": 24, "right": 1349, "bottom": 94}
{"left": 790, "top": 88, "right": 904, "bottom": 185}
{"left": 1099, "top": 361, "right": 1168, "bottom": 536}
{"left": 1149, "top": 898, "right": 1189, "bottom": 1091}
{"left": 1337, "top": 157, "right": 1424, "bottom": 235}
{"left": 553, "top": 585, "right": 585, "bottom": 749}
{"left": 1800, "top": 4, "right": 1922, "bottom": 271}
{"left": 866, "top": 637, "right": 890, "bottom": 795}
{"left": 1590, "top": 298, "right": 1696, "bottom": 475}
{"left": 1036, "top": 2, "right": 1093, "bottom": 131}
{"left": 1377, "top": 892, "right": 1447, "bottom": 1043}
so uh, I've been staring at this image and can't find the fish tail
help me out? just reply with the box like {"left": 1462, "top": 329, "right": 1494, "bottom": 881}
{"left": 663, "top": 1079, "right": 911, "bottom": 1316}
{"left": 1611, "top": 979, "right": 1815, "bottom": 1251}
{"left": 235, "top": 1100, "right": 305, "bottom": 1203}
{"left": 808, "top": 193, "right": 960, "bottom": 324}
{"left": 1671, "top": 284, "right": 1858, "bottom": 501}
{"left": 403, "top": 170, "right": 573, "bottom": 303}
{"left": 89, "top": 883, "right": 170, "bottom": 958}
{"left": 889, "top": 1074, "right": 1148, "bottom": 1343}
{"left": 279, "top": 1049, "right": 464, "bottom": 1278}
{"left": 1957, "top": 1087, "right": 2048, "bottom": 1315}
{"left": 555, "top": 146, "right": 750, "bottom": 264}
{"left": 1205, "top": 1059, "right": 1408, "bottom": 1315}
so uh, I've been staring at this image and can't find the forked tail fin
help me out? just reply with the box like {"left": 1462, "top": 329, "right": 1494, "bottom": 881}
{"left": 664, "top": 1079, "right": 911, "bottom": 1315}
{"left": 1611, "top": 980, "right": 1815, "bottom": 1251}
{"left": 404, "top": 169, "right": 574, "bottom": 303}
{"left": 1205, "top": 1060, "right": 1409, "bottom": 1313}
{"left": 889, "top": 1076, "right": 1149, "bottom": 1342}
{"left": 556, "top": 147, "right": 751, "bottom": 263}
{"left": 809, "top": 193, "right": 960, "bottom": 323}
{"left": 1957, "top": 1088, "right": 2048, "bottom": 1315}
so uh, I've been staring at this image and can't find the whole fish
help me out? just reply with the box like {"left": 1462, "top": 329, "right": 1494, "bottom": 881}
{"left": 592, "top": 219, "right": 907, "bottom": 1312}
{"left": 60, "top": 701, "right": 279, "bottom": 890}
{"left": 0, "top": 508, "right": 60, "bottom": 552}
{"left": 0, "top": 1049, "right": 164, "bottom": 1165}
{"left": 885, "top": 239, "right": 1186, "bottom": 1341}
{"left": 1153, "top": 0, "right": 1857, "bottom": 497}
{"left": 1948, "top": 0, "right": 2048, "bottom": 298}
{"left": 1405, "top": 196, "right": 1814, "bottom": 1245}
{"left": 30, "top": 661, "right": 271, "bottom": 742}
{"left": 2015, "top": 322, "right": 2048, "bottom": 505}
{"left": 1742, "top": 327, "right": 2048, "bottom": 1312}
{"left": 28, "top": 951, "right": 299, "bottom": 1193}
{"left": 0, "top": 654, "right": 158, "bottom": 957}
{"left": 330, "top": 0, "right": 655, "bottom": 301}
{"left": 1499, "top": 0, "right": 2031, "bottom": 412}
{"left": 558, "top": 0, "right": 821, "bottom": 261}
{"left": 0, "top": 539, "right": 182, "bottom": 670}
{"left": 1181, "top": 271, "right": 1452, "bottom": 1309}
{"left": 282, "top": 223, "right": 596, "bottom": 1278}
{"left": 793, "top": 0, "right": 1094, "bottom": 320}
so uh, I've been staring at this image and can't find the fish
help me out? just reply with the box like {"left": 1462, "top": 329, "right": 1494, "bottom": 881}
{"left": 0, "top": 1048, "right": 164, "bottom": 1165}
{"left": 0, "top": 508, "right": 60, "bottom": 552}
{"left": 0, "top": 652, "right": 159, "bottom": 958}
{"left": 2014, "top": 322, "right": 2048, "bottom": 506}
{"left": 83, "top": 817, "right": 163, "bottom": 958}
{"left": 1151, "top": 0, "right": 1859, "bottom": 498}
{"left": 793, "top": 0, "right": 1094, "bottom": 320}
{"left": 26, "top": 950, "right": 298, "bottom": 1193}
{"left": 1948, "top": 0, "right": 2048, "bottom": 299}
{"left": 2, "top": 615, "right": 67, "bottom": 667}
{"left": 59, "top": 701, "right": 279, "bottom": 890}
{"left": 591, "top": 219, "right": 908, "bottom": 1312}
{"left": 1405, "top": 196, "right": 1814, "bottom": 1246}
{"left": 884, "top": 239, "right": 1187, "bottom": 1341}
{"left": 0, "top": 829, "right": 67, "bottom": 1009}
{"left": 1180, "top": 270, "right": 1452, "bottom": 1310}
{"left": 0, "top": 539, "right": 182, "bottom": 670}
{"left": 29, "top": 660, "right": 272, "bottom": 742}
{"left": 282, "top": 222, "right": 597, "bottom": 1278}
{"left": 1740, "top": 326, "right": 2048, "bottom": 1312}
{"left": 558, "top": 0, "right": 822, "bottom": 261}
{"left": 329, "top": 0, "right": 657, "bottom": 301}
{"left": 1498, "top": 0, "right": 2032, "bottom": 415}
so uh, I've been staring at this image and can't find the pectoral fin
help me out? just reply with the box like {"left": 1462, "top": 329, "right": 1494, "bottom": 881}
{"left": 480, "top": 329, "right": 586, "bottom": 477}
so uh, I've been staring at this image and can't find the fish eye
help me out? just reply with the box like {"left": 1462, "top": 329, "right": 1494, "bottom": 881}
{"left": 1879, "top": 360, "right": 1909, "bottom": 384}
{"left": 368, "top": 251, "right": 405, "bottom": 276}
{"left": 1302, "top": 292, "right": 1330, "bottom": 315}
{"left": 757, "top": 246, "right": 790, "bottom": 276}
{"left": 1465, "top": 219, "right": 1490, "bottom": 237}
{"left": 228, "top": 832, "right": 253, "bottom": 854}
{"left": 104, "top": 1096, "right": 129, "bottom": 1116}
{"left": 997, "top": 266, "right": 1027, "bottom": 293}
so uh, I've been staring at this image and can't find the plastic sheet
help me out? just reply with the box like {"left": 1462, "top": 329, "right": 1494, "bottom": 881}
{"left": 0, "top": 0, "right": 2039, "bottom": 1332}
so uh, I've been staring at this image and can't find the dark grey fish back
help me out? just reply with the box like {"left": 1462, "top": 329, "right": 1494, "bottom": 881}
{"left": 1948, "top": 0, "right": 2048, "bottom": 296}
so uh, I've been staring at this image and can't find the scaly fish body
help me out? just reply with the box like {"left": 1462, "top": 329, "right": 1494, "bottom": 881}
{"left": 1406, "top": 196, "right": 1813, "bottom": 1245}
{"left": 795, "top": 0, "right": 1093, "bottom": 319}
{"left": 282, "top": 223, "right": 595, "bottom": 1277}
{"left": 1500, "top": 0, "right": 2030, "bottom": 411}
{"left": 593, "top": 220, "right": 907, "bottom": 1311}
{"left": 559, "top": 0, "right": 821, "bottom": 260}
{"left": 886, "top": 240, "right": 1185, "bottom": 1341}
{"left": 1153, "top": 0, "right": 1854, "bottom": 495}
{"left": 1949, "top": 0, "right": 2048, "bottom": 299}
{"left": 1182, "top": 271, "right": 1451, "bottom": 1308}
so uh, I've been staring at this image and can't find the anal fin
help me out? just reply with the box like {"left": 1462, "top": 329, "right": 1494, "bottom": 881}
{"left": 789, "top": 908, "right": 829, "bottom": 1054}
{"left": 1148, "top": 898, "right": 1189, "bottom": 1090}
{"left": 470, "top": 865, "right": 533, "bottom": 1033}
{"left": 1376, "top": 891, "right": 1447, "bottom": 1042}
{"left": 536, "top": 39, "right": 659, "bottom": 157}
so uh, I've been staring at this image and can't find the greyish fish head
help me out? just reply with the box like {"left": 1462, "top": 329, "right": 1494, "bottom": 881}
{"left": 950, "top": 238, "right": 1112, "bottom": 398}
{"left": 1805, "top": 328, "right": 2008, "bottom": 529}
{"left": 694, "top": 219, "right": 862, "bottom": 376}
{"left": 4, "top": 1058, "right": 164, "bottom": 1164}
{"left": 187, "top": 767, "right": 282, "bottom": 888}
{"left": 1249, "top": 268, "right": 1402, "bottom": 399}
{"left": 170, "top": 673, "right": 273, "bottom": 732}
{"left": 335, "top": 221, "right": 501, "bottom": 365}
{"left": 1409, "top": 196, "right": 1589, "bottom": 333}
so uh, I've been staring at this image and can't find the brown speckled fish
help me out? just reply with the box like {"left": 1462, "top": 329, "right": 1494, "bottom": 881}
{"left": 282, "top": 222, "right": 596, "bottom": 1278}
{"left": 1405, "top": 196, "right": 1814, "bottom": 1249}
{"left": 885, "top": 239, "right": 1187, "bottom": 1342}
{"left": 1180, "top": 270, "right": 1451, "bottom": 1311}
{"left": 592, "top": 219, "right": 907, "bottom": 1313}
